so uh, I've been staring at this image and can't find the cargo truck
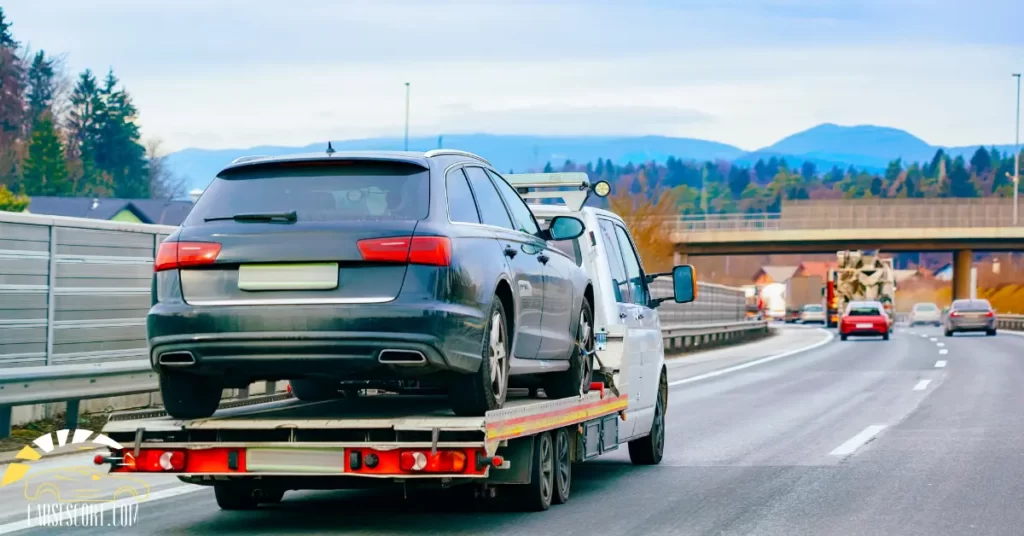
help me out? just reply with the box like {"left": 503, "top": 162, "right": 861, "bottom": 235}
{"left": 783, "top": 275, "right": 825, "bottom": 323}
{"left": 827, "top": 250, "right": 896, "bottom": 331}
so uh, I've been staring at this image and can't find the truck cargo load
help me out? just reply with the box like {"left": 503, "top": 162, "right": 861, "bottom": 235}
{"left": 827, "top": 250, "right": 896, "bottom": 329}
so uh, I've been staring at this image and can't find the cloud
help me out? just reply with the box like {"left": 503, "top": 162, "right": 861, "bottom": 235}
{"left": 3, "top": 0, "right": 1022, "bottom": 152}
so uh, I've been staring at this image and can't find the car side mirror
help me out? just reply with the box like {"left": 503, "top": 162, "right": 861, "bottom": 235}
{"left": 672, "top": 264, "right": 697, "bottom": 304}
{"left": 546, "top": 216, "right": 585, "bottom": 241}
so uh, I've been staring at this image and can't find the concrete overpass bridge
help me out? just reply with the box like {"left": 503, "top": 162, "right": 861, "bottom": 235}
{"left": 670, "top": 199, "right": 1024, "bottom": 299}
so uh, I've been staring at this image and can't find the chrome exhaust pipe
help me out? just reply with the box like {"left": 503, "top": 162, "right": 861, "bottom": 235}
{"left": 378, "top": 349, "right": 427, "bottom": 365}
{"left": 158, "top": 351, "right": 196, "bottom": 366}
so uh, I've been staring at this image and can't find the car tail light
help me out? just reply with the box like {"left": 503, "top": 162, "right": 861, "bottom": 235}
{"left": 950, "top": 311, "right": 961, "bottom": 317}
{"left": 155, "top": 242, "right": 221, "bottom": 272}
{"left": 357, "top": 236, "right": 451, "bottom": 267}
{"left": 118, "top": 449, "right": 187, "bottom": 472}
{"left": 985, "top": 311, "right": 994, "bottom": 318}
{"left": 398, "top": 450, "right": 466, "bottom": 473}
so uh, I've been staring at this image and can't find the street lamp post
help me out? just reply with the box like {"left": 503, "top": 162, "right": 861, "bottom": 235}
{"left": 1014, "top": 73, "right": 1021, "bottom": 225}
{"left": 403, "top": 83, "right": 411, "bottom": 151}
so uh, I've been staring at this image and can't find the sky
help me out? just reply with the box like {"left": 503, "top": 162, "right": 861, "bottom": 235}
{"left": 4, "top": 0, "right": 1024, "bottom": 153}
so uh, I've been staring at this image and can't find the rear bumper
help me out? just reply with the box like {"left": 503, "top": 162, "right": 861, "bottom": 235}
{"left": 147, "top": 301, "right": 487, "bottom": 380}
{"left": 948, "top": 319, "right": 995, "bottom": 332}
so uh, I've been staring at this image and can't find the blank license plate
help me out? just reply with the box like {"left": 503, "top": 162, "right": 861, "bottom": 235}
{"left": 238, "top": 263, "right": 338, "bottom": 291}
{"left": 856, "top": 323, "right": 873, "bottom": 329}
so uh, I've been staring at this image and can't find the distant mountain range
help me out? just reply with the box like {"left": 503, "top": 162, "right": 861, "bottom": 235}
{"left": 165, "top": 124, "right": 1018, "bottom": 193}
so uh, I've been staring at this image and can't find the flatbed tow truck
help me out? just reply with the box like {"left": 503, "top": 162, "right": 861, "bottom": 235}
{"left": 93, "top": 170, "right": 689, "bottom": 513}
{"left": 95, "top": 386, "right": 631, "bottom": 511}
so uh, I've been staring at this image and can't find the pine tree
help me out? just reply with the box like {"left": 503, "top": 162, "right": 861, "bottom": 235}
{"left": 0, "top": 8, "right": 24, "bottom": 187}
{"left": 25, "top": 51, "right": 55, "bottom": 123}
{"left": 542, "top": 161, "right": 553, "bottom": 173}
{"left": 66, "top": 69, "right": 103, "bottom": 193}
{"left": 22, "top": 112, "right": 70, "bottom": 195}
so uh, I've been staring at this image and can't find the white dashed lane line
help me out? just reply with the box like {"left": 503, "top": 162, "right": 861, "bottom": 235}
{"left": 914, "top": 379, "right": 932, "bottom": 391}
{"left": 935, "top": 360, "right": 947, "bottom": 368}
{"left": 830, "top": 425, "right": 888, "bottom": 457}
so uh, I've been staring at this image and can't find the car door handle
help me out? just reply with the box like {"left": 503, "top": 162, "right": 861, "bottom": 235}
{"left": 538, "top": 254, "right": 549, "bottom": 264}
{"left": 504, "top": 246, "right": 517, "bottom": 258}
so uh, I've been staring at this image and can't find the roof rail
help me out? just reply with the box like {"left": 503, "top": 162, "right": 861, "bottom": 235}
{"left": 230, "top": 155, "right": 270, "bottom": 164}
{"left": 505, "top": 172, "right": 594, "bottom": 212}
{"left": 423, "top": 149, "right": 492, "bottom": 166}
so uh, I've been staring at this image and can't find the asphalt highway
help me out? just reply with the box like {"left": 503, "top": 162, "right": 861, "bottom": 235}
{"left": 4, "top": 325, "right": 1023, "bottom": 535}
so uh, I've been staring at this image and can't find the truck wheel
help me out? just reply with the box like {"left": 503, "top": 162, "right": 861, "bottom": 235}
{"left": 160, "top": 372, "right": 222, "bottom": 419}
{"left": 512, "top": 431, "right": 554, "bottom": 511}
{"left": 450, "top": 298, "right": 509, "bottom": 416}
{"left": 214, "top": 484, "right": 259, "bottom": 510}
{"left": 543, "top": 297, "right": 594, "bottom": 400}
{"left": 290, "top": 379, "right": 357, "bottom": 401}
{"left": 628, "top": 371, "right": 667, "bottom": 466}
{"left": 552, "top": 428, "right": 572, "bottom": 505}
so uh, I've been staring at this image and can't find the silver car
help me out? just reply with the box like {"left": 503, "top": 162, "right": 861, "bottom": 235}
{"left": 944, "top": 299, "right": 996, "bottom": 337}
{"left": 909, "top": 302, "right": 942, "bottom": 327}
{"left": 799, "top": 304, "right": 827, "bottom": 324}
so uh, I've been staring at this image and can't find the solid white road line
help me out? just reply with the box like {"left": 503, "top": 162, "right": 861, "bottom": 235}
{"left": 0, "top": 485, "right": 204, "bottom": 534}
{"left": 935, "top": 360, "right": 947, "bottom": 368}
{"left": 829, "top": 425, "right": 887, "bottom": 456}
{"left": 668, "top": 329, "right": 834, "bottom": 387}
{"left": 914, "top": 379, "right": 932, "bottom": 391}
{"left": 939, "top": 349, "right": 948, "bottom": 355}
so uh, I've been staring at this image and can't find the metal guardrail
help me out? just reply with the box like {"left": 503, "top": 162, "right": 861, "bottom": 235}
{"left": 997, "top": 314, "right": 1024, "bottom": 331}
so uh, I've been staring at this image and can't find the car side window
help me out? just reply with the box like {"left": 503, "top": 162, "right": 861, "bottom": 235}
{"left": 445, "top": 168, "right": 481, "bottom": 224}
{"left": 463, "top": 167, "right": 514, "bottom": 230}
{"left": 613, "top": 223, "right": 649, "bottom": 306}
{"left": 597, "top": 219, "right": 631, "bottom": 304}
{"left": 487, "top": 170, "right": 541, "bottom": 236}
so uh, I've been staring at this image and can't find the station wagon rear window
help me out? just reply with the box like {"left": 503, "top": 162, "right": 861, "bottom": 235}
{"left": 185, "top": 161, "right": 430, "bottom": 225}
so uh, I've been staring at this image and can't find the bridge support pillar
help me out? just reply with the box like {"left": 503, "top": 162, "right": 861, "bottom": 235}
{"left": 674, "top": 251, "right": 688, "bottom": 265}
{"left": 952, "top": 249, "right": 973, "bottom": 300}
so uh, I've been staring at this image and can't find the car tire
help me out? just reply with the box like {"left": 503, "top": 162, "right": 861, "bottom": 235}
{"left": 882, "top": 332, "right": 889, "bottom": 341}
{"left": 944, "top": 329, "right": 953, "bottom": 337}
{"left": 214, "top": 484, "right": 260, "bottom": 510}
{"left": 629, "top": 370, "right": 667, "bottom": 466}
{"left": 987, "top": 329, "right": 997, "bottom": 336}
{"left": 552, "top": 427, "right": 572, "bottom": 505}
{"left": 543, "top": 297, "right": 595, "bottom": 400}
{"left": 840, "top": 334, "right": 848, "bottom": 341}
{"left": 290, "top": 379, "right": 356, "bottom": 402}
{"left": 159, "top": 371, "right": 222, "bottom": 419}
{"left": 450, "top": 297, "right": 510, "bottom": 416}
{"left": 510, "top": 431, "right": 555, "bottom": 512}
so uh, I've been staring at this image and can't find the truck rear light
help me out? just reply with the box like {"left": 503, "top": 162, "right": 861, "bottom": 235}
{"left": 155, "top": 242, "right": 221, "bottom": 272}
{"left": 118, "top": 449, "right": 187, "bottom": 472}
{"left": 357, "top": 236, "right": 451, "bottom": 267}
{"left": 399, "top": 450, "right": 466, "bottom": 473}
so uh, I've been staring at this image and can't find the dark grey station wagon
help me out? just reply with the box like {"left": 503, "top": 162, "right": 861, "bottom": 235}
{"left": 149, "top": 149, "right": 595, "bottom": 419}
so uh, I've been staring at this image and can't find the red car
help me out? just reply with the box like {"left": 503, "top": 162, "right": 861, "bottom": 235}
{"left": 839, "top": 301, "right": 890, "bottom": 341}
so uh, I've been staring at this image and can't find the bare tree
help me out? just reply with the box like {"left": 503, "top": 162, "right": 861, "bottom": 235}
{"left": 606, "top": 169, "right": 679, "bottom": 273}
{"left": 146, "top": 139, "right": 186, "bottom": 200}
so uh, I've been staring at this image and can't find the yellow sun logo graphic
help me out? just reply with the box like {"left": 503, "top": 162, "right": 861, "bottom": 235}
{"left": 1, "top": 429, "right": 124, "bottom": 487}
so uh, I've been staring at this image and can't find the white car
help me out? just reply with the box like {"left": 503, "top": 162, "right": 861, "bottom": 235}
{"left": 909, "top": 302, "right": 942, "bottom": 326}
{"left": 511, "top": 172, "right": 694, "bottom": 463}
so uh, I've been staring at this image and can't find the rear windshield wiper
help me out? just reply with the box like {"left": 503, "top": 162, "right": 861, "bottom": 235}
{"left": 204, "top": 211, "right": 297, "bottom": 223}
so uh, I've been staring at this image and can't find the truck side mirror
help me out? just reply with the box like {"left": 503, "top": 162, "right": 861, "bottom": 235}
{"left": 672, "top": 265, "right": 697, "bottom": 304}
